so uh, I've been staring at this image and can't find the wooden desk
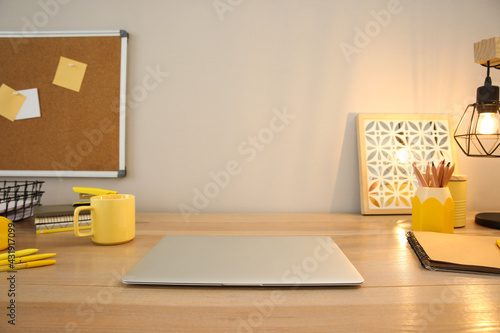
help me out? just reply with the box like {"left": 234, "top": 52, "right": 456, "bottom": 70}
{"left": 3, "top": 213, "right": 500, "bottom": 332}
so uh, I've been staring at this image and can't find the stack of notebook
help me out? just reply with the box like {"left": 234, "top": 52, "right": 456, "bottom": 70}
{"left": 34, "top": 204, "right": 90, "bottom": 234}
{"left": 406, "top": 230, "right": 500, "bottom": 275}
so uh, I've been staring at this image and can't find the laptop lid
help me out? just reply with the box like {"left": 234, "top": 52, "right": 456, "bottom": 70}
{"left": 122, "top": 235, "right": 363, "bottom": 286}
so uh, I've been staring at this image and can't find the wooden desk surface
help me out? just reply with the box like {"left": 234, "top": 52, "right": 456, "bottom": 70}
{"left": 2, "top": 212, "right": 500, "bottom": 332}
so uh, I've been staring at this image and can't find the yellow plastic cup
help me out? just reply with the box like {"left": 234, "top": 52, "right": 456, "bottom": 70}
{"left": 447, "top": 175, "right": 467, "bottom": 228}
{"left": 412, "top": 187, "right": 454, "bottom": 234}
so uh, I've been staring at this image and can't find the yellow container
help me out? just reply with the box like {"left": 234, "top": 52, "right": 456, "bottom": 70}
{"left": 74, "top": 194, "right": 135, "bottom": 245}
{"left": 0, "top": 216, "right": 10, "bottom": 250}
{"left": 412, "top": 187, "right": 454, "bottom": 234}
{"left": 447, "top": 175, "right": 467, "bottom": 228}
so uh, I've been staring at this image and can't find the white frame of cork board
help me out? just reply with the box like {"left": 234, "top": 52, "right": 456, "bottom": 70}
{"left": 0, "top": 30, "right": 128, "bottom": 178}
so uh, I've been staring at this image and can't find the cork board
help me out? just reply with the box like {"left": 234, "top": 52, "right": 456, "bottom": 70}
{"left": 0, "top": 31, "right": 127, "bottom": 177}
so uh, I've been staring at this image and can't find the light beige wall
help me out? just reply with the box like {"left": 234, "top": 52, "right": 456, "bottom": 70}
{"left": 1, "top": 0, "right": 499, "bottom": 215}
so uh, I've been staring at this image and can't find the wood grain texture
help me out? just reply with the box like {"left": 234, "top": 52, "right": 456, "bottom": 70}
{"left": 2, "top": 212, "right": 500, "bottom": 332}
{"left": 474, "top": 37, "right": 500, "bottom": 67}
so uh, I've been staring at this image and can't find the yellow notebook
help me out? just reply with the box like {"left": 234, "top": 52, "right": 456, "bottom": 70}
{"left": 406, "top": 231, "right": 500, "bottom": 275}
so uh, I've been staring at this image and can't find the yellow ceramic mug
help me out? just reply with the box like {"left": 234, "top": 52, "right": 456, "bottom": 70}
{"left": 74, "top": 194, "right": 135, "bottom": 245}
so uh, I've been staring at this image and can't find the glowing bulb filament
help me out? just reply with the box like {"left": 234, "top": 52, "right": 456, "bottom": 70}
{"left": 477, "top": 113, "right": 499, "bottom": 135}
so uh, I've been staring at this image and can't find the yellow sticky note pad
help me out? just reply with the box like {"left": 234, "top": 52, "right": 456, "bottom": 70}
{"left": 52, "top": 56, "right": 88, "bottom": 92}
{"left": 0, "top": 84, "right": 27, "bottom": 122}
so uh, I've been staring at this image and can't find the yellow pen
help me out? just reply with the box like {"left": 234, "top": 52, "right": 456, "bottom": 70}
{"left": 0, "top": 249, "right": 38, "bottom": 261}
{"left": 0, "top": 253, "right": 56, "bottom": 266}
{"left": 496, "top": 240, "right": 500, "bottom": 250}
{"left": 0, "top": 259, "right": 56, "bottom": 272}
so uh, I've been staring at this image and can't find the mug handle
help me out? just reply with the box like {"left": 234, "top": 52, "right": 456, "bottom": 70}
{"left": 74, "top": 206, "right": 94, "bottom": 238}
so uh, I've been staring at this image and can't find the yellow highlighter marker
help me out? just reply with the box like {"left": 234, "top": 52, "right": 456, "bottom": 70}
{"left": 0, "top": 259, "right": 56, "bottom": 272}
{"left": 0, "top": 253, "right": 56, "bottom": 266}
{"left": 497, "top": 240, "right": 500, "bottom": 250}
{"left": 0, "top": 249, "right": 38, "bottom": 261}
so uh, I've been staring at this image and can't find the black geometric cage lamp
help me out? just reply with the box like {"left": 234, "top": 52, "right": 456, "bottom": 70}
{"left": 454, "top": 37, "right": 500, "bottom": 229}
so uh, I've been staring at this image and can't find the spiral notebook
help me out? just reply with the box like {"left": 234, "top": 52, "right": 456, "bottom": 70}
{"left": 406, "top": 231, "right": 500, "bottom": 275}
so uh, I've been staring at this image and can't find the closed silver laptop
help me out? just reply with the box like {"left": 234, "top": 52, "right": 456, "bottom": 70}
{"left": 122, "top": 235, "right": 363, "bottom": 286}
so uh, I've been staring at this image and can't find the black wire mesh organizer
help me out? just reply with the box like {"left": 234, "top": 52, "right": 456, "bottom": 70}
{"left": 0, "top": 181, "right": 44, "bottom": 221}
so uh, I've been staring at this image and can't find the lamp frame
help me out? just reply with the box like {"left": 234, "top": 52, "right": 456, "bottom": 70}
{"left": 456, "top": 39, "right": 500, "bottom": 229}
{"left": 454, "top": 101, "right": 500, "bottom": 157}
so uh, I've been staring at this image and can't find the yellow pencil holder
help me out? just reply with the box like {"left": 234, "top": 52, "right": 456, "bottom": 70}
{"left": 411, "top": 187, "right": 454, "bottom": 234}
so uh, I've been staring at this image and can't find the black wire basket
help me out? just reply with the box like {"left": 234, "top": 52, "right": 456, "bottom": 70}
{"left": 0, "top": 181, "right": 44, "bottom": 222}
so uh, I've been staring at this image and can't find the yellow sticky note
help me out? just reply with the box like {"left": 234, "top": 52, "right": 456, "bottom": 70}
{"left": 52, "top": 56, "right": 88, "bottom": 92}
{"left": 0, "top": 84, "right": 26, "bottom": 122}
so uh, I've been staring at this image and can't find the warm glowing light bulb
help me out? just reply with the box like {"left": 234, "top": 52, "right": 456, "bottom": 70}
{"left": 395, "top": 148, "right": 410, "bottom": 163}
{"left": 477, "top": 112, "right": 499, "bottom": 134}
